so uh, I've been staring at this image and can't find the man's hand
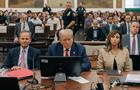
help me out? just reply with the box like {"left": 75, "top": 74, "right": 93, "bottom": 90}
{"left": 10, "top": 66, "right": 22, "bottom": 71}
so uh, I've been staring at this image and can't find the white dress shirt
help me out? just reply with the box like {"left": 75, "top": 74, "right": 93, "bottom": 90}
{"left": 18, "top": 46, "right": 29, "bottom": 68}
{"left": 130, "top": 33, "right": 139, "bottom": 55}
{"left": 63, "top": 48, "right": 71, "bottom": 56}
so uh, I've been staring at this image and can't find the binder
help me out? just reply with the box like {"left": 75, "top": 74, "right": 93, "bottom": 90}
{"left": 7, "top": 68, "right": 33, "bottom": 80}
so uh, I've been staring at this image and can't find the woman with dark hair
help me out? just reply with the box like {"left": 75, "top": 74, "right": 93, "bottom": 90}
{"left": 97, "top": 30, "right": 132, "bottom": 71}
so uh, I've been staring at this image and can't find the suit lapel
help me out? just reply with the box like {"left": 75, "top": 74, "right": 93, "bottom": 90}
{"left": 124, "top": 23, "right": 127, "bottom": 34}
{"left": 137, "top": 35, "right": 140, "bottom": 54}
{"left": 56, "top": 43, "right": 63, "bottom": 56}
{"left": 27, "top": 47, "right": 33, "bottom": 68}
{"left": 28, "top": 22, "right": 31, "bottom": 31}
{"left": 127, "top": 35, "right": 130, "bottom": 51}
{"left": 108, "top": 51, "right": 115, "bottom": 67}
{"left": 18, "top": 23, "right": 21, "bottom": 33}
{"left": 107, "top": 24, "right": 110, "bottom": 33}
{"left": 112, "top": 24, "right": 115, "bottom": 30}
{"left": 70, "top": 43, "right": 78, "bottom": 56}
{"left": 15, "top": 47, "right": 20, "bottom": 66}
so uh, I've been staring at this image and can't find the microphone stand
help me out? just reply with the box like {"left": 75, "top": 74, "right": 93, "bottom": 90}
{"left": 27, "top": 57, "right": 39, "bottom": 89}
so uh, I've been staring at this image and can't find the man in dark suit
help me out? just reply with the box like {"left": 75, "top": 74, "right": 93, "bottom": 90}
{"left": 122, "top": 21, "right": 140, "bottom": 70}
{"left": 2, "top": 31, "right": 40, "bottom": 70}
{"left": 14, "top": 13, "right": 35, "bottom": 42}
{"left": 122, "top": 21, "right": 140, "bottom": 55}
{"left": 47, "top": 29, "right": 91, "bottom": 71}
{"left": 120, "top": 14, "right": 132, "bottom": 34}
{"left": 102, "top": 16, "right": 118, "bottom": 38}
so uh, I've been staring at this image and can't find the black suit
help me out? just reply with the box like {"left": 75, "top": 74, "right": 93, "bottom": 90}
{"left": 2, "top": 46, "right": 40, "bottom": 69}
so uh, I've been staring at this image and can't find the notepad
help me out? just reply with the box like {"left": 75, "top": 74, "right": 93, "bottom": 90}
{"left": 7, "top": 68, "right": 33, "bottom": 80}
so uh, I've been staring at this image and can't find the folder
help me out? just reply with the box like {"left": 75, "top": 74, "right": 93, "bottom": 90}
{"left": 7, "top": 68, "right": 33, "bottom": 80}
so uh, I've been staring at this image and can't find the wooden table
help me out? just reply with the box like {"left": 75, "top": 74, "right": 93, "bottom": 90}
{"left": 18, "top": 70, "right": 140, "bottom": 90}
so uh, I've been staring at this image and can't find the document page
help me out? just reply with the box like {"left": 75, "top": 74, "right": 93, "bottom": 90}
{"left": 125, "top": 73, "right": 140, "bottom": 83}
{"left": 68, "top": 76, "right": 90, "bottom": 84}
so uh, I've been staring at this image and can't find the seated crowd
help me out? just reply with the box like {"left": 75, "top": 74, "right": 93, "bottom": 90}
{"left": 0, "top": 3, "right": 140, "bottom": 72}
{"left": 0, "top": 9, "right": 140, "bottom": 40}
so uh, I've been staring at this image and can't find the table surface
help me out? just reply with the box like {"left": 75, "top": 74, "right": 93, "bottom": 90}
{"left": 15, "top": 70, "right": 140, "bottom": 90}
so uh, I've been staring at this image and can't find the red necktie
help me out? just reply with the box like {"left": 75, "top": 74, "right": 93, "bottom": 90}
{"left": 65, "top": 49, "right": 69, "bottom": 56}
{"left": 20, "top": 49, "right": 26, "bottom": 68}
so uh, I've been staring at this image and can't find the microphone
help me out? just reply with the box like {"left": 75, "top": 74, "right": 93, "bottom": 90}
{"left": 96, "top": 77, "right": 104, "bottom": 90}
{"left": 27, "top": 56, "right": 39, "bottom": 86}
{"left": 90, "top": 77, "right": 104, "bottom": 90}
{"left": 109, "top": 79, "right": 120, "bottom": 90}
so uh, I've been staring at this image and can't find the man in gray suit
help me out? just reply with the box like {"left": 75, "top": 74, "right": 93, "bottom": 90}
{"left": 122, "top": 21, "right": 140, "bottom": 70}
{"left": 14, "top": 13, "right": 35, "bottom": 42}
{"left": 122, "top": 21, "right": 140, "bottom": 55}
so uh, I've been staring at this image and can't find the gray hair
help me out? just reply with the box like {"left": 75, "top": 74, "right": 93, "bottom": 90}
{"left": 19, "top": 31, "right": 32, "bottom": 38}
{"left": 59, "top": 29, "right": 73, "bottom": 39}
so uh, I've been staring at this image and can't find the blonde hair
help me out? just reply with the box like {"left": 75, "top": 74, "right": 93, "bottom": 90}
{"left": 59, "top": 29, "right": 73, "bottom": 39}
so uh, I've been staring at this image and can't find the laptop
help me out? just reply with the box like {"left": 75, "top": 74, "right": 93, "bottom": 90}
{"left": 0, "top": 77, "right": 20, "bottom": 90}
{"left": 40, "top": 56, "right": 82, "bottom": 77}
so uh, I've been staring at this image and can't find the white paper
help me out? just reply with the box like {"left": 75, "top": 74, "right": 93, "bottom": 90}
{"left": 9, "top": 23, "right": 16, "bottom": 26}
{"left": 35, "top": 26, "right": 44, "bottom": 33}
{"left": 46, "top": 23, "right": 54, "bottom": 31}
{"left": 125, "top": 74, "right": 140, "bottom": 83}
{"left": 68, "top": 76, "right": 90, "bottom": 84}
{"left": 0, "top": 26, "right": 7, "bottom": 33}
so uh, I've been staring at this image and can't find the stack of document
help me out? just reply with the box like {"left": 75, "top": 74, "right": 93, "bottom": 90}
{"left": 125, "top": 73, "right": 140, "bottom": 83}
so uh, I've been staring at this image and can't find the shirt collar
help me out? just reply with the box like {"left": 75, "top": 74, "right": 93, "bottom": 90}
{"left": 130, "top": 33, "right": 137, "bottom": 38}
{"left": 63, "top": 48, "right": 71, "bottom": 51}
{"left": 20, "top": 46, "right": 29, "bottom": 52}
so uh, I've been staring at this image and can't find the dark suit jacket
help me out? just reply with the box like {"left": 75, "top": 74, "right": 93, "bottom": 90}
{"left": 102, "top": 24, "right": 118, "bottom": 37}
{"left": 47, "top": 42, "right": 91, "bottom": 71}
{"left": 122, "top": 34, "right": 140, "bottom": 54}
{"left": 86, "top": 27, "right": 105, "bottom": 41}
{"left": 122, "top": 34, "right": 140, "bottom": 70}
{"left": 14, "top": 21, "right": 35, "bottom": 39}
{"left": 2, "top": 46, "right": 40, "bottom": 69}
{"left": 62, "top": 8, "right": 76, "bottom": 29}
{"left": 120, "top": 22, "right": 128, "bottom": 34}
